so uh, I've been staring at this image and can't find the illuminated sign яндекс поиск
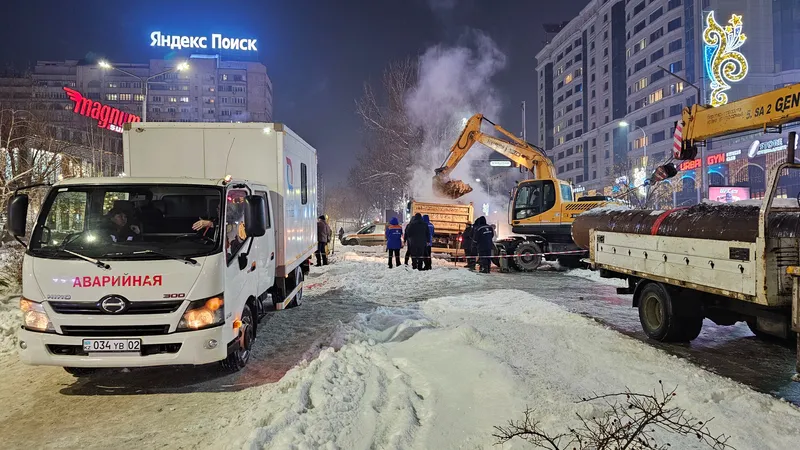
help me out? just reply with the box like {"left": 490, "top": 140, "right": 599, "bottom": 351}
{"left": 150, "top": 32, "right": 257, "bottom": 52}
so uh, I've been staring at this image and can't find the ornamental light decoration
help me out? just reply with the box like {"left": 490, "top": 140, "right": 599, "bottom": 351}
{"left": 703, "top": 11, "right": 748, "bottom": 107}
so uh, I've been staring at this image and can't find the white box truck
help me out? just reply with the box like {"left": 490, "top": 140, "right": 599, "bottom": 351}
{"left": 8, "top": 122, "right": 317, "bottom": 375}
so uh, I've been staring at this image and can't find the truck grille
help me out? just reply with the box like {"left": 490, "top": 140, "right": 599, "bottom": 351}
{"left": 60, "top": 325, "right": 170, "bottom": 336}
{"left": 49, "top": 300, "right": 183, "bottom": 315}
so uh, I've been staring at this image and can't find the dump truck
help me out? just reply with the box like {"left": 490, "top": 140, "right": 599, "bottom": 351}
{"left": 574, "top": 83, "right": 800, "bottom": 377}
{"left": 407, "top": 200, "right": 473, "bottom": 255}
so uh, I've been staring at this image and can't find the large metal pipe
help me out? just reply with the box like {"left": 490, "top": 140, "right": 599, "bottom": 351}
{"left": 571, "top": 204, "right": 779, "bottom": 250}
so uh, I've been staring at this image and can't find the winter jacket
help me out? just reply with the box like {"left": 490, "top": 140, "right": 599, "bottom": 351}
{"left": 405, "top": 214, "right": 429, "bottom": 254}
{"left": 461, "top": 224, "right": 474, "bottom": 255}
{"left": 317, "top": 219, "right": 332, "bottom": 243}
{"left": 385, "top": 217, "right": 403, "bottom": 250}
{"left": 423, "top": 215, "right": 434, "bottom": 247}
{"left": 473, "top": 216, "right": 495, "bottom": 254}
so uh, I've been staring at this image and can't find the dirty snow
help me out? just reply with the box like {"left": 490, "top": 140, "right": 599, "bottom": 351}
{"left": 0, "top": 292, "right": 20, "bottom": 354}
{"left": 566, "top": 268, "right": 628, "bottom": 288}
{"left": 308, "top": 250, "right": 485, "bottom": 303}
{"left": 238, "top": 290, "right": 800, "bottom": 450}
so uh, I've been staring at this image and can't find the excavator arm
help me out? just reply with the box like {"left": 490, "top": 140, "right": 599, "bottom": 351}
{"left": 433, "top": 114, "right": 559, "bottom": 199}
{"left": 678, "top": 83, "right": 800, "bottom": 160}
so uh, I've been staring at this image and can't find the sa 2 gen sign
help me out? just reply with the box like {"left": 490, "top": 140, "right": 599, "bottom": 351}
{"left": 150, "top": 31, "right": 258, "bottom": 51}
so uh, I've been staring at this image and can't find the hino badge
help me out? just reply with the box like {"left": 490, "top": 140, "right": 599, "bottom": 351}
{"left": 8, "top": 122, "right": 317, "bottom": 375}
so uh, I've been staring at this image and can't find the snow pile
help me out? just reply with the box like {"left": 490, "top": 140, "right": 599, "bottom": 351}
{"left": 578, "top": 203, "right": 633, "bottom": 215}
{"left": 309, "top": 250, "right": 485, "bottom": 303}
{"left": 703, "top": 198, "right": 799, "bottom": 208}
{"left": 566, "top": 268, "right": 628, "bottom": 288}
{"left": 239, "top": 290, "right": 800, "bottom": 449}
{"left": 0, "top": 292, "right": 20, "bottom": 354}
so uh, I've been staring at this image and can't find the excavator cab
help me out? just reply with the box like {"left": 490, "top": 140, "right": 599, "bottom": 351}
{"left": 509, "top": 179, "right": 572, "bottom": 224}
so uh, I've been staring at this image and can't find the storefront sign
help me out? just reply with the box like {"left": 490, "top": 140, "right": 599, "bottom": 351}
{"left": 679, "top": 158, "right": 702, "bottom": 171}
{"left": 63, "top": 87, "right": 141, "bottom": 133}
{"left": 150, "top": 31, "right": 258, "bottom": 51}
{"left": 709, "top": 186, "right": 750, "bottom": 203}
{"left": 680, "top": 149, "right": 743, "bottom": 171}
{"left": 573, "top": 186, "right": 586, "bottom": 194}
{"left": 747, "top": 137, "right": 796, "bottom": 158}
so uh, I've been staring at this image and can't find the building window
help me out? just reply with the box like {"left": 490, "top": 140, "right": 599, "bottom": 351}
{"left": 567, "top": 162, "right": 574, "bottom": 171}
{"left": 635, "top": 117, "right": 648, "bottom": 128}
{"left": 634, "top": 20, "right": 646, "bottom": 34}
{"left": 222, "top": 74, "right": 228, "bottom": 81}
{"left": 221, "top": 97, "right": 229, "bottom": 104}
{"left": 652, "top": 131, "right": 666, "bottom": 143}
{"left": 107, "top": 82, "right": 118, "bottom": 88}
{"left": 669, "top": 60, "right": 683, "bottom": 73}
{"left": 669, "top": 104, "right": 682, "bottom": 116}
{"left": 668, "top": 0, "right": 682, "bottom": 11}
{"left": 604, "top": 98, "right": 609, "bottom": 108}
{"left": 105, "top": 94, "right": 118, "bottom": 101}
{"left": 181, "top": 107, "right": 190, "bottom": 113}
{"left": 634, "top": 59, "right": 647, "bottom": 73}
{"left": 633, "top": 1, "right": 645, "bottom": 15}
{"left": 633, "top": 136, "right": 648, "bottom": 149}
{"left": 119, "top": 93, "right": 132, "bottom": 101}
{"left": 634, "top": 77, "right": 648, "bottom": 92}
{"left": 648, "top": 88, "right": 664, "bottom": 104}
{"left": 667, "top": 17, "right": 682, "bottom": 32}
{"left": 167, "top": 97, "right": 177, "bottom": 103}
{"left": 651, "top": 109, "right": 665, "bottom": 123}
{"left": 650, "top": 28, "right": 664, "bottom": 44}
{"left": 651, "top": 70, "right": 665, "bottom": 83}
{"left": 649, "top": 7, "right": 664, "bottom": 23}
{"left": 650, "top": 48, "right": 664, "bottom": 63}
{"left": 604, "top": 64, "right": 609, "bottom": 74}
{"left": 167, "top": 107, "right": 177, "bottom": 113}
{"left": 668, "top": 39, "right": 682, "bottom": 53}
{"left": 179, "top": 96, "right": 189, "bottom": 103}
{"left": 592, "top": 154, "right": 597, "bottom": 163}
{"left": 221, "top": 110, "right": 231, "bottom": 116}
{"left": 670, "top": 82, "right": 684, "bottom": 95}
{"left": 567, "top": 147, "right": 574, "bottom": 156}
{"left": 564, "top": 74, "right": 573, "bottom": 84}
{"left": 134, "top": 94, "right": 144, "bottom": 101}
{"left": 604, "top": 47, "right": 609, "bottom": 57}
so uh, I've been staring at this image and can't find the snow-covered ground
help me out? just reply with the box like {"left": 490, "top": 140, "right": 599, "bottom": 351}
{"left": 566, "top": 268, "right": 629, "bottom": 288}
{"left": 2, "top": 247, "right": 800, "bottom": 449}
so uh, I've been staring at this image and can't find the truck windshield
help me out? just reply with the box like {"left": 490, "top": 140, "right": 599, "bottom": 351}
{"left": 29, "top": 184, "right": 223, "bottom": 260}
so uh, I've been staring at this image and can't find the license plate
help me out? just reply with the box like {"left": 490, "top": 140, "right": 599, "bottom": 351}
{"left": 82, "top": 339, "right": 141, "bottom": 353}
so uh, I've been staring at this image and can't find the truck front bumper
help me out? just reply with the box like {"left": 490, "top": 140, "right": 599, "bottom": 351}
{"left": 17, "top": 326, "right": 228, "bottom": 368}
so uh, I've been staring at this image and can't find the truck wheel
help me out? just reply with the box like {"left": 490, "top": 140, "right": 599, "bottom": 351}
{"left": 63, "top": 367, "right": 97, "bottom": 377}
{"left": 346, "top": 239, "right": 358, "bottom": 246}
{"left": 637, "top": 283, "right": 685, "bottom": 342}
{"left": 221, "top": 304, "right": 254, "bottom": 372}
{"left": 287, "top": 266, "right": 303, "bottom": 308}
{"left": 513, "top": 242, "right": 542, "bottom": 271}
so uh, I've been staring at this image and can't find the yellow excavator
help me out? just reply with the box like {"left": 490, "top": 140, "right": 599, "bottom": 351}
{"left": 433, "top": 113, "right": 609, "bottom": 270}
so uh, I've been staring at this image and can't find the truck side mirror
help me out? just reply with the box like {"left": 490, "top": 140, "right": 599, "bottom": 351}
{"left": 244, "top": 195, "right": 267, "bottom": 237}
{"left": 7, "top": 194, "right": 29, "bottom": 237}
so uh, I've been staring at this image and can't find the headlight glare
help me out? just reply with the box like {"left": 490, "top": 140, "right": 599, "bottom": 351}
{"left": 20, "top": 298, "right": 55, "bottom": 332}
{"left": 177, "top": 296, "right": 224, "bottom": 331}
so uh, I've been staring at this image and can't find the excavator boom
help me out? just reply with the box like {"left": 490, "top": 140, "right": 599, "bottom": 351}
{"left": 433, "top": 114, "right": 559, "bottom": 199}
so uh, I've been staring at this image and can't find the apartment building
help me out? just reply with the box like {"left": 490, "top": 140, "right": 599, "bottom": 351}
{"left": 537, "top": 0, "right": 800, "bottom": 204}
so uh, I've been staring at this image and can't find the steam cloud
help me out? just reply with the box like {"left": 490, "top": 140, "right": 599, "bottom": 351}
{"left": 404, "top": 30, "right": 513, "bottom": 235}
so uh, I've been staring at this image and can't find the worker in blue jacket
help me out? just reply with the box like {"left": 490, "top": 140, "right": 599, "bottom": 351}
{"left": 422, "top": 215, "right": 435, "bottom": 270}
{"left": 385, "top": 217, "right": 403, "bottom": 268}
{"left": 474, "top": 216, "right": 495, "bottom": 273}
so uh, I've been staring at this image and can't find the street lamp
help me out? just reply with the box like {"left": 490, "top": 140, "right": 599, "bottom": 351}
{"left": 98, "top": 60, "right": 190, "bottom": 122}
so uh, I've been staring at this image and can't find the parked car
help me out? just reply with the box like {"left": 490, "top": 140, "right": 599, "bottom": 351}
{"left": 341, "top": 223, "right": 386, "bottom": 246}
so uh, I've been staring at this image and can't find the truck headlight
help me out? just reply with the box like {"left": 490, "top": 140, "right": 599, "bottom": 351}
{"left": 20, "top": 298, "right": 55, "bottom": 333}
{"left": 177, "top": 296, "right": 224, "bottom": 331}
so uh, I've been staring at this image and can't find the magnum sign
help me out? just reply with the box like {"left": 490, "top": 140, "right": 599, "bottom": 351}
{"left": 63, "top": 87, "right": 141, "bottom": 132}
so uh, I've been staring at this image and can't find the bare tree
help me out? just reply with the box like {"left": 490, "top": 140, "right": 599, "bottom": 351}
{"left": 493, "top": 382, "right": 734, "bottom": 450}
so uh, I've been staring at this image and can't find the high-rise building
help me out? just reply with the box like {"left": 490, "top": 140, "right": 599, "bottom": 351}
{"left": 536, "top": 0, "right": 800, "bottom": 205}
{"left": 0, "top": 55, "right": 273, "bottom": 174}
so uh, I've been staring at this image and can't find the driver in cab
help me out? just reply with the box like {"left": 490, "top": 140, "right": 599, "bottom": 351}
{"left": 103, "top": 203, "right": 141, "bottom": 243}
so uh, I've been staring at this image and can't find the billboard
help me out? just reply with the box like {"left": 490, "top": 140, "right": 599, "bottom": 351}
{"left": 708, "top": 186, "right": 750, "bottom": 203}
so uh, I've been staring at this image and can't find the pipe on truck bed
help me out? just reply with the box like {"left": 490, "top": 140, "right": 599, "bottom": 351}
{"left": 571, "top": 203, "right": 800, "bottom": 250}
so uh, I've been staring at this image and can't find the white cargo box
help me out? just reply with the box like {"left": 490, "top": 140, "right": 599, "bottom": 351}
{"left": 122, "top": 122, "right": 318, "bottom": 274}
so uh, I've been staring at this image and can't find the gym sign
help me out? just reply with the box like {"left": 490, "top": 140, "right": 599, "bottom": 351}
{"left": 150, "top": 31, "right": 258, "bottom": 51}
{"left": 64, "top": 88, "right": 141, "bottom": 133}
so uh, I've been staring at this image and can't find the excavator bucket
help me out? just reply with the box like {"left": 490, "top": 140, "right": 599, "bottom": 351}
{"left": 432, "top": 173, "right": 473, "bottom": 199}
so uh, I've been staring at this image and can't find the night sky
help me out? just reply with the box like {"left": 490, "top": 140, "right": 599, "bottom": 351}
{"left": 0, "top": 0, "right": 586, "bottom": 183}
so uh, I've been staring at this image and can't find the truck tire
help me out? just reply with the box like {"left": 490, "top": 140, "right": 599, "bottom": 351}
{"left": 513, "top": 241, "right": 543, "bottom": 271}
{"left": 346, "top": 239, "right": 358, "bottom": 246}
{"left": 221, "top": 304, "right": 254, "bottom": 372}
{"left": 637, "top": 282, "right": 687, "bottom": 342}
{"left": 287, "top": 266, "right": 303, "bottom": 308}
{"left": 63, "top": 367, "right": 97, "bottom": 377}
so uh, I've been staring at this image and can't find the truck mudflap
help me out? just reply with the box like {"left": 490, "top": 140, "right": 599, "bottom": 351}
{"left": 275, "top": 280, "right": 303, "bottom": 311}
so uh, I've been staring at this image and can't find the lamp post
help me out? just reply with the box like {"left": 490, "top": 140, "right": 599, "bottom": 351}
{"left": 619, "top": 120, "right": 648, "bottom": 204}
{"left": 98, "top": 60, "right": 189, "bottom": 122}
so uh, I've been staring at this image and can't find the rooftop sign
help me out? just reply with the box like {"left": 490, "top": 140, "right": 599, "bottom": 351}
{"left": 64, "top": 88, "right": 141, "bottom": 133}
{"left": 150, "top": 31, "right": 258, "bottom": 51}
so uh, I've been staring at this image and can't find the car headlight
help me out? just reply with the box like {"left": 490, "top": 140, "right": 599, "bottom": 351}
{"left": 177, "top": 296, "right": 224, "bottom": 331}
{"left": 20, "top": 298, "right": 55, "bottom": 333}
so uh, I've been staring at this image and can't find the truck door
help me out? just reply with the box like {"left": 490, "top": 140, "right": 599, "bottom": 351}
{"left": 224, "top": 188, "right": 258, "bottom": 312}
{"left": 254, "top": 190, "right": 276, "bottom": 297}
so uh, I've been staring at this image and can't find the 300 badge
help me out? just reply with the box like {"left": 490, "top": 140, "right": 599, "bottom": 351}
{"left": 163, "top": 293, "right": 186, "bottom": 299}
